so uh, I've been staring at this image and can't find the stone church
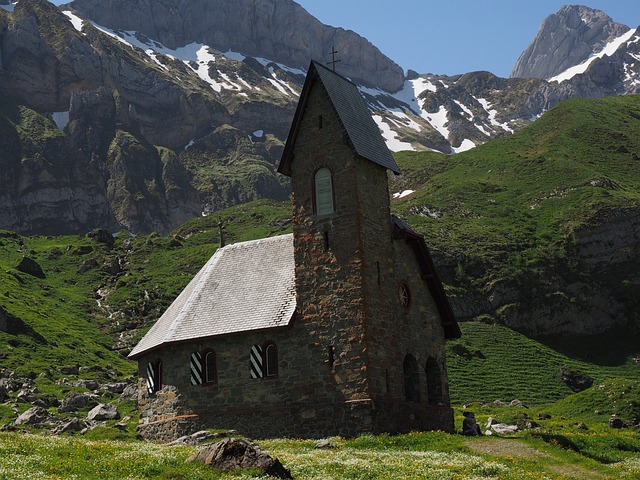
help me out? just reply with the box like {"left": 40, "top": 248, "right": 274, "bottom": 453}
{"left": 129, "top": 60, "right": 461, "bottom": 441}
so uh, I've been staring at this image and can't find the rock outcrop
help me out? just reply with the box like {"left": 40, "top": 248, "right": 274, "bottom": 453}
{"left": 186, "top": 438, "right": 292, "bottom": 479}
{"left": 512, "top": 5, "right": 631, "bottom": 80}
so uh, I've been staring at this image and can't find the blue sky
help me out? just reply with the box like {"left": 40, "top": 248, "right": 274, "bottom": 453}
{"left": 48, "top": 0, "right": 638, "bottom": 77}
{"left": 295, "top": 0, "right": 638, "bottom": 77}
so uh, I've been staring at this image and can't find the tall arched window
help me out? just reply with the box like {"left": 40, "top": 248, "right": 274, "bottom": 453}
{"left": 314, "top": 167, "right": 335, "bottom": 215}
{"left": 264, "top": 342, "right": 279, "bottom": 379}
{"left": 425, "top": 357, "right": 443, "bottom": 404}
{"left": 403, "top": 354, "right": 420, "bottom": 402}
{"left": 204, "top": 349, "right": 217, "bottom": 385}
{"left": 190, "top": 350, "right": 218, "bottom": 386}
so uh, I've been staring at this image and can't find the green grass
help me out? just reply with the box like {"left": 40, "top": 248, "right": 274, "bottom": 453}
{"left": 447, "top": 322, "right": 640, "bottom": 408}
{"left": 0, "top": 429, "right": 637, "bottom": 479}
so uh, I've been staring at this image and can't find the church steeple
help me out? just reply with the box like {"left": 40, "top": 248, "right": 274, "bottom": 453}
{"left": 278, "top": 60, "right": 400, "bottom": 178}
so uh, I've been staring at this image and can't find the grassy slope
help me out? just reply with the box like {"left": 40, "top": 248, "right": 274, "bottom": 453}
{"left": 447, "top": 323, "right": 640, "bottom": 411}
{"left": 390, "top": 95, "right": 640, "bottom": 295}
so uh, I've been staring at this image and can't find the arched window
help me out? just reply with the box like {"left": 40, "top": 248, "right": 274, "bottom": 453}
{"left": 204, "top": 349, "right": 217, "bottom": 385}
{"left": 190, "top": 350, "right": 218, "bottom": 386}
{"left": 425, "top": 357, "right": 443, "bottom": 405}
{"left": 403, "top": 354, "right": 420, "bottom": 402}
{"left": 146, "top": 359, "right": 162, "bottom": 394}
{"left": 264, "top": 342, "right": 278, "bottom": 378}
{"left": 314, "top": 167, "right": 335, "bottom": 215}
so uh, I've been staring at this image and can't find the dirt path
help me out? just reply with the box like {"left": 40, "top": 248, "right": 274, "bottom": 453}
{"left": 465, "top": 438, "right": 609, "bottom": 479}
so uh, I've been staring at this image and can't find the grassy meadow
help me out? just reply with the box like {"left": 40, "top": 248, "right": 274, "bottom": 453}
{"left": 0, "top": 427, "right": 638, "bottom": 479}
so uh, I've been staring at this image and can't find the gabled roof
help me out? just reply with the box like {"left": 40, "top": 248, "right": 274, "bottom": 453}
{"left": 279, "top": 60, "right": 400, "bottom": 176}
{"left": 129, "top": 234, "right": 296, "bottom": 359}
{"left": 392, "top": 215, "right": 461, "bottom": 339}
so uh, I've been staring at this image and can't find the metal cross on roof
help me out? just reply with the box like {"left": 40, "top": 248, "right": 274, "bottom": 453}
{"left": 327, "top": 46, "right": 341, "bottom": 72}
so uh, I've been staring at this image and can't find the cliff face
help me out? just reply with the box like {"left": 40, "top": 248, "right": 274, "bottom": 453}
{"left": 0, "top": 0, "right": 290, "bottom": 234}
{"left": 67, "top": 0, "right": 405, "bottom": 92}
{"left": 511, "top": 5, "right": 631, "bottom": 80}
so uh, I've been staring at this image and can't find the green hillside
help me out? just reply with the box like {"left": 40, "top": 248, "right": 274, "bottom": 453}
{"left": 392, "top": 95, "right": 640, "bottom": 253}
{"left": 390, "top": 94, "right": 640, "bottom": 327}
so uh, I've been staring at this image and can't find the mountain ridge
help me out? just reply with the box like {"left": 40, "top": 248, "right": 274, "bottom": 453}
{"left": 0, "top": 0, "right": 639, "bottom": 235}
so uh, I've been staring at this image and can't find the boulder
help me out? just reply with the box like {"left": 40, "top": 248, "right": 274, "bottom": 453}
{"left": 16, "top": 389, "right": 47, "bottom": 407}
{"left": 186, "top": 438, "right": 292, "bottom": 479}
{"left": 72, "top": 379, "right": 100, "bottom": 391}
{"left": 101, "top": 382, "right": 128, "bottom": 394}
{"left": 87, "top": 228, "right": 115, "bottom": 247}
{"left": 87, "top": 403, "right": 119, "bottom": 421}
{"left": 609, "top": 416, "right": 625, "bottom": 429}
{"left": 59, "top": 391, "right": 100, "bottom": 413}
{"left": 486, "top": 417, "right": 519, "bottom": 435}
{"left": 0, "top": 306, "right": 46, "bottom": 343}
{"left": 15, "top": 257, "right": 45, "bottom": 278}
{"left": 119, "top": 384, "right": 138, "bottom": 400}
{"left": 13, "top": 406, "right": 52, "bottom": 426}
{"left": 560, "top": 368, "right": 593, "bottom": 393}
{"left": 53, "top": 417, "right": 84, "bottom": 434}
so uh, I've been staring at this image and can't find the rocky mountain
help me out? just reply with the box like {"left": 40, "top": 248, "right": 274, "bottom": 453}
{"left": 512, "top": 5, "right": 632, "bottom": 80}
{"left": 0, "top": 0, "right": 639, "bottom": 235}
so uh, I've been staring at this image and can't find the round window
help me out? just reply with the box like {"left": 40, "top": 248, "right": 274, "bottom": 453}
{"left": 398, "top": 282, "right": 412, "bottom": 309}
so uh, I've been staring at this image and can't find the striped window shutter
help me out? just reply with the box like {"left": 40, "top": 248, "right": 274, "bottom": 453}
{"left": 250, "top": 344, "right": 263, "bottom": 378}
{"left": 146, "top": 362, "right": 155, "bottom": 394}
{"left": 190, "top": 352, "right": 203, "bottom": 385}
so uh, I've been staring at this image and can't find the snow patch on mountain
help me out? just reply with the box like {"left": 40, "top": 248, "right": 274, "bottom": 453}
{"left": 52, "top": 111, "right": 70, "bottom": 130}
{"left": 476, "top": 98, "right": 513, "bottom": 133}
{"left": 373, "top": 115, "right": 414, "bottom": 152}
{"left": 452, "top": 139, "right": 476, "bottom": 153}
{"left": 424, "top": 106, "right": 450, "bottom": 139}
{"left": 393, "top": 190, "right": 415, "bottom": 199}
{"left": 549, "top": 28, "right": 636, "bottom": 83}
{"left": 63, "top": 11, "right": 84, "bottom": 30}
{"left": 61, "top": 10, "right": 301, "bottom": 98}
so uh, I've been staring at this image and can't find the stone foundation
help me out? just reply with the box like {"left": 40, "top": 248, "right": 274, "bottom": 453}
{"left": 137, "top": 397, "right": 454, "bottom": 442}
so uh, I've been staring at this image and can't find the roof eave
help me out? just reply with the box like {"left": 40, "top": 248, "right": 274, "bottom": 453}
{"left": 128, "top": 316, "right": 296, "bottom": 360}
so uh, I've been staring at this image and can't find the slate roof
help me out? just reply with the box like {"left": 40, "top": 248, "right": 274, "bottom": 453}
{"left": 128, "top": 234, "right": 296, "bottom": 359}
{"left": 279, "top": 60, "right": 400, "bottom": 176}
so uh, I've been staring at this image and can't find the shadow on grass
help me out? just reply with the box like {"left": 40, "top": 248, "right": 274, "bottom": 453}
{"left": 532, "top": 431, "right": 640, "bottom": 464}
{"left": 534, "top": 327, "right": 640, "bottom": 367}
